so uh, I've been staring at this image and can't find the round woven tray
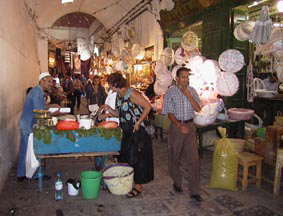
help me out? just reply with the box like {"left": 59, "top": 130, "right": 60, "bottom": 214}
{"left": 218, "top": 49, "right": 245, "bottom": 73}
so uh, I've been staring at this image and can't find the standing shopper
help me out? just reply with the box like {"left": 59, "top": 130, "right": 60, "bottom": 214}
{"left": 162, "top": 67, "right": 203, "bottom": 202}
{"left": 17, "top": 72, "right": 59, "bottom": 181}
{"left": 85, "top": 75, "right": 107, "bottom": 106}
{"left": 99, "top": 72, "right": 154, "bottom": 198}
{"left": 73, "top": 74, "right": 84, "bottom": 110}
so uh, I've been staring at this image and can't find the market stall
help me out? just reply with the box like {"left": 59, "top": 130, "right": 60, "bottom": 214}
{"left": 33, "top": 125, "right": 122, "bottom": 191}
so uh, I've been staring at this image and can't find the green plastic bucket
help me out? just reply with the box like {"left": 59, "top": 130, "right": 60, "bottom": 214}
{"left": 256, "top": 127, "right": 266, "bottom": 138}
{"left": 81, "top": 171, "right": 102, "bottom": 200}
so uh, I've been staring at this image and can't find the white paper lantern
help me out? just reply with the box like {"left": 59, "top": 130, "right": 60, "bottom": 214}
{"left": 200, "top": 59, "right": 220, "bottom": 83}
{"left": 186, "top": 55, "right": 205, "bottom": 72}
{"left": 216, "top": 72, "right": 239, "bottom": 96}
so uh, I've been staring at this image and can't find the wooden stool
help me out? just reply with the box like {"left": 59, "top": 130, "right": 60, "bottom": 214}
{"left": 273, "top": 149, "right": 283, "bottom": 195}
{"left": 238, "top": 152, "right": 264, "bottom": 191}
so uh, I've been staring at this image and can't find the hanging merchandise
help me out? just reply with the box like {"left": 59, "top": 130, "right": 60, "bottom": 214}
{"left": 186, "top": 55, "right": 206, "bottom": 73}
{"left": 233, "top": 21, "right": 255, "bottom": 41}
{"left": 199, "top": 59, "right": 220, "bottom": 83}
{"left": 64, "top": 50, "right": 71, "bottom": 63}
{"left": 160, "top": 0, "right": 175, "bottom": 11}
{"left": 160, "top": 47, "right": 174, "bottom": 66}
{"left": 154, "top": 61, "right": 173, "bottom": 95}
{"left": 216, "top": 72, "right": 239, "bottom": 96}
{"left": 246, "top": 61, "right": 254, "bottom": 103}
{"left": 77, "top": 38, "right": 91, "bottom": 61}
{"left": 171, "top": 65, "right": 182, "bottom": 81}
{"left": 218, "top": 49, "right": 245, "bottom": 73}
{"left": 174, "top": 47, "right": 188, "bottom": 65}
{"left": 181, "top": 31, "right": 199, "bottom": 52}
{"left": 131, "top": 43, "right": 142, "bottom": 58}
{"left": 275, "top": 63, "right": 283, "bottom": 82}
{"left": 115, "top": 61, "right": 128, "bottom": 72}
{"left": 250, "top": 6, "right": 273, "bottom": 44}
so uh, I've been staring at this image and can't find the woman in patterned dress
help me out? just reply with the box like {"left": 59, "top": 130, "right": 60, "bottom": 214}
{"left": 99, "top": 72, "right": 154, "bottom": 198}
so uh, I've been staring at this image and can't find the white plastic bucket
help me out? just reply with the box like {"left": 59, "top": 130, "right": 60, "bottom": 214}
{"left": 67, "top": 182, "right": 80, "bottom": 196}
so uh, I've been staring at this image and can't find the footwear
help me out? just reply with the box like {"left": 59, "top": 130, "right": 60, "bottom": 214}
{"left": 126, "top": 188, "right": 142, "bottom": 198}
{"left": 190, "top": 194, "right": 203, "bottom": 202}
{"left": 17, "top": 176, "right": 28, "bottom": 182}
{"left": 173, "top": 183, "right": 183, "bottom": 193}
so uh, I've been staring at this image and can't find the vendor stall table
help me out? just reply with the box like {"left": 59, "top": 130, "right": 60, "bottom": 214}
{"left": 152, "top": 114, "right": 245, "bottom": 156}
{"left": 196, "top": 120, "right": 245, "bottom": 156}
{"left": 33, "top": 127, "right": 122, "bottom": 191}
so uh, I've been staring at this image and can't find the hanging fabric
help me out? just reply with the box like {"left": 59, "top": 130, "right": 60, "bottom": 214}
{"left": 246, "top": 61, "right": 254, "bottom": 103}
{"left": 250, "top": 6, "right": 273, "bottom": 44}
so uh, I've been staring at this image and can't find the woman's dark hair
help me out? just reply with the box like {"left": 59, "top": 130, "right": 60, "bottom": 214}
{"left": 106, "top": 72, "right": 127, "bottom": 88}
{"left": 176, "top": 67, "right": 191, "bottom": 77}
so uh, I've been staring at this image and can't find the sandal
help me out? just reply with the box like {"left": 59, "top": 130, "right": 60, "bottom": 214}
{"left": 126, "top": 188, "right": 142, "bottom": 198}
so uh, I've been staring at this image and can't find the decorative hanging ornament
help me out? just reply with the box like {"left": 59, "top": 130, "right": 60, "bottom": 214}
{"left": 250, "top": 6, "right": 273, "bottom": 44}
{"left": 234, "top": 21, "right": 255, "bottom": 41}
{"left": 186, "top": 55, "right": 206, "bottom": 73}
{"left": 200, "top": 59, "right": 220, "bottom": 83}
{"left": 160, "top": 47, "right": 174, "bottom": 66}
{"left": 216, "top": 72, "right": 239, "bottom": 96}
{"left": 181, "top": 31, "right": 199, "bottom": 51}
{"left": 160, "top": 0, "right": 175, "bottom": 11}
{"left": 174, "top": 47, "right": 188, "bottom": 65}
{"left": 218, "top": 49, "right": 245, "bottom": 73}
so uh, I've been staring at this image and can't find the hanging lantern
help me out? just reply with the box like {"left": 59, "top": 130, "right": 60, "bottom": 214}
{"left": 64, "top": 50, "right": 71, "bottom": 63}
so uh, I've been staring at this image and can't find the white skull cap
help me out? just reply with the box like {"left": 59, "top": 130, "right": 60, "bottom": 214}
{"left": 39, "top": 72, "right": 51, "bottom": 81}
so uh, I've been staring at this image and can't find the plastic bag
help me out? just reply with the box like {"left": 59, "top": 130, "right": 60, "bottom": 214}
{"left": 25, "top": 133, "right": 39, "bottom": 178}
{"left": 208, "top": 129, "right": 238, "bottom": 191}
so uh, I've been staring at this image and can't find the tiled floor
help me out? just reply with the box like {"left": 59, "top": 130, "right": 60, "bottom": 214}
{"left": 0, "top": 136, "right": 283, "bottom": 216}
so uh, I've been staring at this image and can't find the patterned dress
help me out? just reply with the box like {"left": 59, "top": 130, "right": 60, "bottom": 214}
{"left": 116, "top": 88, "right": 154, "bottom": 184}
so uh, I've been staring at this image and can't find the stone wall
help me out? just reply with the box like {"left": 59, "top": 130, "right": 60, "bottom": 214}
{"left": 0, "top": 0, "right": 40, "bottom": 190}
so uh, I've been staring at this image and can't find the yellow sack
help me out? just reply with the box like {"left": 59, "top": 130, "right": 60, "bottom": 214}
{"left": 208, "top": 128, "right": 238, "bottom": 191}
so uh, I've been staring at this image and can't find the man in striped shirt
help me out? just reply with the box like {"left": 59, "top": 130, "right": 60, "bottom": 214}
{"left": 162, "top": 67, "right": 203, "bottom": 202}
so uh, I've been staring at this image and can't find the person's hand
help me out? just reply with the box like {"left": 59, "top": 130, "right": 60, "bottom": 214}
{"left": 133, "top": 121, "right": 141, "bottom": 132}
{"left": 98, "top": 104, "right": 111, "bottom": 114}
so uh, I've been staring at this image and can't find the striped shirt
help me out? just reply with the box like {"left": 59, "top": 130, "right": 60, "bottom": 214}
{"left": 162, "top": 85, "right": 200, "bottom": 121}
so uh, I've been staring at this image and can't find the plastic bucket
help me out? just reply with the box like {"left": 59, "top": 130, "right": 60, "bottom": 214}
{"left": 80, "top": 171, "right": 102, "bottom": 199}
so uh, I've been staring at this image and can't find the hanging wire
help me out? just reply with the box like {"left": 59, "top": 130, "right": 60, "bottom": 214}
{"left": 92, "top": 0, "right": 120, "bottom": 15}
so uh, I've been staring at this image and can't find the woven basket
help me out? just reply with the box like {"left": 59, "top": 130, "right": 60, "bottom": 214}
{"left": 103, "top": 164, "right": 134, "bottom": 195}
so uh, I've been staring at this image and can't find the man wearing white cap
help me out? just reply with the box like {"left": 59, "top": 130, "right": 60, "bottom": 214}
{"left": 17, "top": 72, "right": 59, "bottom": 182}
